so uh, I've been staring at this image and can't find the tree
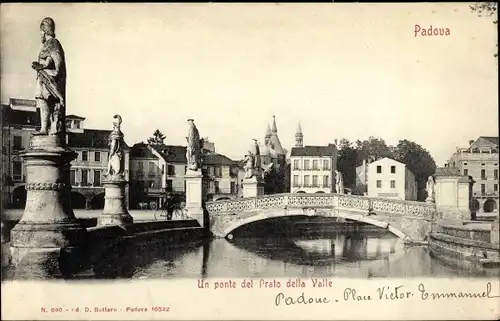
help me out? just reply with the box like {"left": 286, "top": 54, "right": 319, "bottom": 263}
{"left": 392, "top": 140, "right": 437, "bottom": 201}
{"left": 470, "top": 2, "right": 498, "bottom": 57}
{"left": 354, "top": 136, "right": 393, "bottom": 165}
{"left": 147, "top": 129, "right": 166, "bottom": 146}
{"left": 336, "top": 138, "right": 358, "bottom": 189}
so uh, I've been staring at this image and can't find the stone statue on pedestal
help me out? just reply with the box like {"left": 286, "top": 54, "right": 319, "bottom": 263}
{"left": 106, "top": 115, "right": 125, "bottom": 178}
{"left": 244, "top": 139, "right": 263, "bottom": 179}
{"left": 426, "top": 176, "right": 435, "bottom": 203}
{"left": 186, "top": 119, "right": 203, "bottom": 171}
{"left": 32, "top": 17, "right": 67, "bottom": 137}
{"left": 335, "top": 170, "right": 344, "bottom": 194}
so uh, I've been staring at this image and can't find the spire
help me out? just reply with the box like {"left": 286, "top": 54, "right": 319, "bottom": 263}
{"left": 271, "top": 115, "right": 278, "bottom": 134}
{"left": 265, "top": 123, "right": 272, "bottom": 138}
{"left": 295, "top": 121, "right": 303, "bottom": 148}
{"left": 296, "top": 122, "right": 302, "bottom": 135}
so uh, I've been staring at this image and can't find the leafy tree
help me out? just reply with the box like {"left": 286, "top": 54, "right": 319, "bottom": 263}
{"left": 392, "top": 140, "right": 437, "bottom": 201}
{"left": 470, "top": 2, "right": 498, "bottom": 57}
{"left": 147, "top": 129, "right": 166, "bottom": 146}
{"left": 337, "top": 138, "right": 358, "bottom": 188}
{"left": 354, "top": 136, "right": 393, "bottom": 164}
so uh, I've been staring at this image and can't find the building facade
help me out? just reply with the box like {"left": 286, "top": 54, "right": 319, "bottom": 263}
{"left": 129, "top": 142, "right": 239, "bottom": 209}
{"left": 2, "top": 99, "right": 40, "bottom": 208}
{"left": 66, "top": 114, "right": 130, "bottom": 209}
{"left": 446, "top": 136, "right": 499, "bottom": 213}
{"left": 289, "top": 144, "right": 338, "bottom": 194}
{"left": 1, "top": 98, "right": 130, "bottom": 209}
{"left": 365, "top": 157, "right": 417, "bottom": 201}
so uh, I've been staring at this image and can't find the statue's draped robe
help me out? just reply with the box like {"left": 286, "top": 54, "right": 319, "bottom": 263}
{"left": 187, "top": 124, "right": 201, "bottom": 170}
{"left": 108, "top": 131, "right": 124, "bottom": 176}
{"left": 36, "top": 38, "right": 66, "bottom": 104}
{"left": 253, "top": 143, "right": 261, "bottom": 169}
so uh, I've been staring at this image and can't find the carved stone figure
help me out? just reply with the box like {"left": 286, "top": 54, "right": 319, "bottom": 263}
{"left": 426, "top": 176, "right": 435, "bottom": 202}
{"left": 32, "top": 17, "right": 67, "bottom": 136}
{"left": 252, "top": 139, "right": 261, "bottom": 169}
{"left": 107, "top": 115, "right": 125, "bottom": 177}
{"left": 186, "top": 119, "right": 202, "bottom": 171}
{"left": 243, "top": 154, "right": 255, "bottom": 179}
{"left": 335, "top": 170, "right": 344, "bottom": 194}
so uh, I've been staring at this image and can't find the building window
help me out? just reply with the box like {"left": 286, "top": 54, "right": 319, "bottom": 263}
{"left": 214, "top": 166, "right": 222, "bottom": 177}
{"left": 304, "top": 175, "right": 310, "bottom": 187}
{"left": 70, "top": 170, "right": 76, "bottom": 186}
{"left": 81, "top": 169, "right": 89, "bottom": 186}
{"left": 463, "top": 162, "right": 468, "bottom": 166}
{"left": 312, "top": 160, "right": 319, "bottom": 170}
{"left": 167, "top": 165, "right": 175, "bottom": 176}
{"left": 323, "top": 175, "right": 329, "bottom": 187}
{"left": 376, "top": 180, "right": 382, "bottom": 188}
{"left": 481, "top": 184, "right": 486, "bottom": 195}
{"left": 495, "top": 169, "right": 498, "bottom": 180}
{"left": 390, "top": 180, "right": 396, "bottom": 188}
{"left": 94, "top": 151, "right": 100, "bottom": 162}
{"left": 75, "top": 121, "right": 80, "bottom": 129}
{"left": 390, "top": 166, "right": 396, "bottom": 174}
{"left": 494, "top": 184, "right": 498, "bottom": 192}
{"left": 481, "top": 169, "right": 486, "bottom": 180}
{"left": 481, "top": 163, "right": 485, "bottom": 166}
{"left": 304, "top": 160, "right": 310, "bottom": 170}
{"left": 137, "top": 162, "right": 143, "bottom": 173}
{"left": 214, "top": 181, "right": 220, "bottom": 194}
{"left": 12, "top": 161, "right": 22, "bottom": 181}
{"left": 13, "top": 136, "right": 23, "bottom": 150}
{"left": 82, "top": 151, "right": 88, "bottom": 161}
{"left": 166, "top": 180, "right": 173, "bottom": 191}
{"left": 312, "top": 175, "right": 318, "bottom": 187}
{"left": 161, "top": 165, "right": 165, "bottom": 175}
{"left": 230, "top": 182, "right": 236, "bottom": 194}
{"left": 323, "top": 160, "right": 330, "bottom": 170}
{"left": 377, "top": 165, "right": 382, "bottom": 174}
{"left": 293, "top": 175, "right": 299, "bottom": 187}
{"left": 464, "top": 169, "right": 468, "bottom": 176}
{"left": 94, "top": 170, "right": 101, "bottom": 186}
{"left": 148, "top": 161, "right": 155, "bottom": 175}
{"left": 293, "top": 160, "right": 300, "bottom": 170}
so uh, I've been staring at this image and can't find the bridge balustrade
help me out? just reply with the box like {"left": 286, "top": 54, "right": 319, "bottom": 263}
{"left": 206, "top": 193, "right": 435, "bottom": 220}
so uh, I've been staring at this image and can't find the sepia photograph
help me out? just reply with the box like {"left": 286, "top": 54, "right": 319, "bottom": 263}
{"left": 1, "top": 2, "right": 499, "bottom": 320}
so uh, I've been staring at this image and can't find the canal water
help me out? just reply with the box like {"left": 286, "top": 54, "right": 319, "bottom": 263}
{"left": 3, "top": 219, "right": 499, "bottom": 280}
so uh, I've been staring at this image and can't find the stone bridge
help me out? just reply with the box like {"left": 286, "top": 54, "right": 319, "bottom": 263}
{"left": 205, "top": 193, "right": 437, "bottom": 244}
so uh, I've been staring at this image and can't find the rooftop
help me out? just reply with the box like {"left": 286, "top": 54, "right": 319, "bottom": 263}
{"left": 67, "top": 129, "right": 130, "bottom": 150}
{"left": 290, "top": 144, "right": 337, "bottom": 157}
{"left": 479, "top": 136, "right": 499, "bottom": 146}
{"left": 131, "top": 143, "right": 237, "bottom": 166}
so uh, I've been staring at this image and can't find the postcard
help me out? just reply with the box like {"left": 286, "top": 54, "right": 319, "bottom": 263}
{"left": 1, "top": 2, "right": 499, "bottom": 320}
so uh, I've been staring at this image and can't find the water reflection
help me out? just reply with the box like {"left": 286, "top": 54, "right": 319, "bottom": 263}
{"left": 4, "top": 225, "right": 500, "bottom": 280}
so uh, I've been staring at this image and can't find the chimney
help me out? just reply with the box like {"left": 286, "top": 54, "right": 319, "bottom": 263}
{"left": 469, "top": 140, "right": 474, "bottom": 146}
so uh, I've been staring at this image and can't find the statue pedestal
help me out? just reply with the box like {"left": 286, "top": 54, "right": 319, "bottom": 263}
{"left": 185, "top": 170, "right": 205, "bottom": 228}
{"left": 243, "top": 176, "right": 265, "bottom": 198}
{"left": 434, "top": 168, "right": 473, "bottom": 222}
{"left": 425, "top": 196, "right": 435, "bottom": 204}
{"left": 10, "top": 135, "right": 88, "bottom": 278}
{"left": 98, "top": 175, "right": 133, "bottom": 227}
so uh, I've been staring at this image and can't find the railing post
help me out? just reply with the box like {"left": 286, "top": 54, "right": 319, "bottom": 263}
{"left": 283, "top": 195, "right": 289, "bottom": 208}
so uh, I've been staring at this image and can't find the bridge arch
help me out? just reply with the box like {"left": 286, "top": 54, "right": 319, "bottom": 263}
{"left": 70, "top": 191, "right": 86, "bottom": 209}
{"left": 90, "top": 192, "right": 105, "bottom": 209}
{"left": 12, "top": 185, "right": 27, "bottom": 208}
{"left": 222, "top": 208, "right": 412, "bottom": 242}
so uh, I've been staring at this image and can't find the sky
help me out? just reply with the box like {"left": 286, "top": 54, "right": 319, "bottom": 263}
{"left": 1, "top": 3, "right": 498, "bottom": 166}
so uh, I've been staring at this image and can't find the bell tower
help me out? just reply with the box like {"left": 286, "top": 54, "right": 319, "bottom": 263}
{"left": 295, "top": 122, "right": 303, "bottom": 148}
